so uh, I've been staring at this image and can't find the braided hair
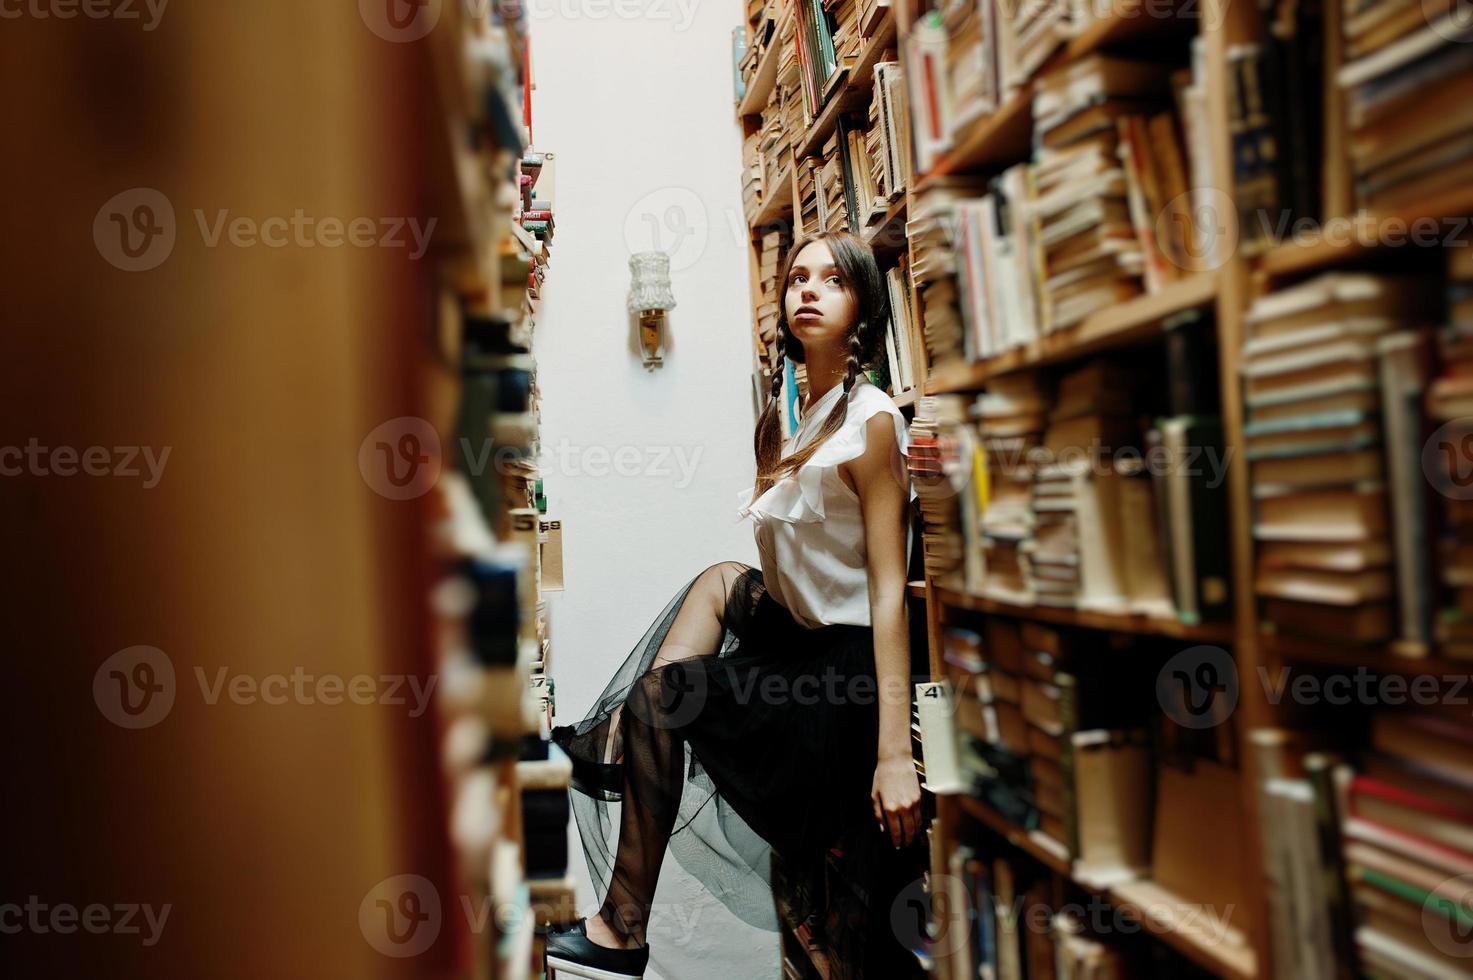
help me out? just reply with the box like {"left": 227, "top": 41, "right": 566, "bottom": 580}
{"left": 749, "top": 230, "right": 889, "bottom": 504}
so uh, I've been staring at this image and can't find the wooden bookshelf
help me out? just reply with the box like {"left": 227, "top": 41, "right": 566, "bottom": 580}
{"left": 931, "top": 585, "right": 1237, "bottom": 644}
{"left": 925, "top": 272, "right": 1219, "bottom": 391}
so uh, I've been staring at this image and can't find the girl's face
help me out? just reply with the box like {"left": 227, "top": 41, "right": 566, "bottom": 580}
{"left": 784, "top": 240, "right": 856, "bottom": 352}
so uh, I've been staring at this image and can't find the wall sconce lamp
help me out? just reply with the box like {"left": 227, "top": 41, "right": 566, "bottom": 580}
{"left": 628, "top": 250, "right": 675, "bottom": 369}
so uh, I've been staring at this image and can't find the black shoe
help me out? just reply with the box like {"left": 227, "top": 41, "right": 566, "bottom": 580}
{"left": 545, "top": 917, "right": 649, "bottom": 979}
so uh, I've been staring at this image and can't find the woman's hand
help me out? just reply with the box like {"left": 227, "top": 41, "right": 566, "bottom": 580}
{"left": 871, "top": 753, "right": 922, "bottom": 849}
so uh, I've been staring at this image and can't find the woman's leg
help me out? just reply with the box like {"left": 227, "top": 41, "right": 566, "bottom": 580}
{"left": 590, "top": 560, "right": 751, "bottom": 948}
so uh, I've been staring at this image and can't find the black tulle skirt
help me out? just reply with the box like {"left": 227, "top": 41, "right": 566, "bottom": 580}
{"left": 550, "top": 562, "right": 926, "bottom": 979}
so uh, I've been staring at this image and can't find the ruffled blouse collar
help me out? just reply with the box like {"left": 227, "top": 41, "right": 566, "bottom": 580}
{"left": 737, "top": 379, "right": 870, "bottom": 524}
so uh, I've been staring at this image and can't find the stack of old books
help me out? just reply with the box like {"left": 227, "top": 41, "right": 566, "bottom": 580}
{"left": 1337, "top": 0, "right": 1473, "bottom": 209}
{"left": 1243, "top": 272, "right": 1435, "bottom": 646}
{"left": 1031, "top": 56, "right": 1171, "bottom": 331}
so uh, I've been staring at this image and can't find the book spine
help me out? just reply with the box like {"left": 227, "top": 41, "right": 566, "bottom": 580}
{"left": 1305, "top": 756, "right": 1358, "bottom": 980}
{"left": 1056, "top": 671, "right": 1081, "bottom": 859}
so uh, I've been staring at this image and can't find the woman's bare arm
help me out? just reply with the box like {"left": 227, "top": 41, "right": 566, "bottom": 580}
{"left": 842, "top": 411, "right": 922, "bottom": 848}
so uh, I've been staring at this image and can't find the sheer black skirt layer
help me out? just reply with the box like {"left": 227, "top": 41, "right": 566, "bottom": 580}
{"left": 549, "top": 562, "right": 923, "bottom": 979}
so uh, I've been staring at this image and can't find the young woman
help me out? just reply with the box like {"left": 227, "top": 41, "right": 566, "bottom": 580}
{"left": 547, "top": 230, "right": 923, "bottom": 979}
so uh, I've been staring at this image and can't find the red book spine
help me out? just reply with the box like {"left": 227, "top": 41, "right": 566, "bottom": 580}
{"left": 1351, "top": 774, "right": 1473, "bottom": 823}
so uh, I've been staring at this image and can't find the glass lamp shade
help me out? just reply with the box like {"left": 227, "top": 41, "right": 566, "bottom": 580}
{"left": 627, "top": 251, "right": 676, "bottom": 315}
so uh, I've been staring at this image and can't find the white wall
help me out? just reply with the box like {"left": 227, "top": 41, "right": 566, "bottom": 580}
{"left": 527, "top": 8, "right": 782, "bottom": 979}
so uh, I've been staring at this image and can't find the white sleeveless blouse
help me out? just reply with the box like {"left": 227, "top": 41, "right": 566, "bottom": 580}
{"left": 736, "top": 378, "right": 918, "bottom": 629}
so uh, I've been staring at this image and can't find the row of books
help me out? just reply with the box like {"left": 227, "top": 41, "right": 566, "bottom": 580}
{"left": 1430, "top": 249, "right": 1473, "bottom": 659}
{"left": 1242, "top": 270, "right": 1452, "bottom": 650}
{"left": 1338, "top": 0, "right": 1473, "bottom": 211}
{"left": 741, "top": 5, "right": 906, "bottom": 231}
{"left": 936, "top": 844, "right": 1227, "bottom": 978}
{"left": 426, "top": 40, "right": 575, "bottom": 958}
{"left": 515, "top": 152, "right": 554, "bottom": 299}
{"left": 918, "top": 619, "right": 1250, "bottom": 972}
{"left": 908, "top": 52, "right": 1218, "bottom": 370}
{"left": 912, "top": 342, "right": 1232, "bottom": 625}
{"left": 1254, "top": 709, "right": 1473, "bottom": 978}
{"left": 1228, "top": 20, "right": 1325, "bottom": 255}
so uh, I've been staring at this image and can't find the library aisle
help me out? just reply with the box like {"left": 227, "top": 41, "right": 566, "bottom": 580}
{"left": 6, "top": 0, "right": 1473, "bottom": 979}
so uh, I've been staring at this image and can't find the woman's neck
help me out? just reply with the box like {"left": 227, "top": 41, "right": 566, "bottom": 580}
{"left": 802, "top": 351, "right": 849, "bottom": 413}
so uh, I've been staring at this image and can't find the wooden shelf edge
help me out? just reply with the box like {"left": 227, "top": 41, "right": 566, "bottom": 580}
{"left": 862, "top": 194, "right": 908, "bottom": 251}
{"left": 957, "top": 795, "right": 1072, "bottom": 875}
{"left": 751, "top": 170, "right": 796, "bottom": 228}
{"left": 914, "top": 85, "right": 1034, "bottom": 190}
{"left": 1256, "top": 186, "right": 1473, "bottom": 279}
{"left": 1264, "top": 633, "right": 1472, "bottom": 677}
{"left": 795, "top": 76, "right": 859, "bottom": 160}
{"left": 929, "top": 584, "right": 1236, "bottom": 643}
{"left": 1110, "top": 879, "right": 1258, "bottom": 980}
{"left": 1065, "top": 0, "right": 1200, "bottom": 60}
{"left": 925, "top": 272, "right": 1218, "bottom": 391}
{"left": 737, "top": 35, "right": 782, "bottom": 117}
{"left": 849, "top": 11, "right": 897, "bottom": 98}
